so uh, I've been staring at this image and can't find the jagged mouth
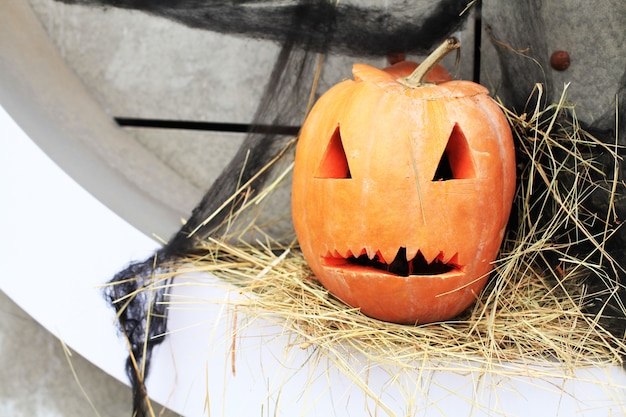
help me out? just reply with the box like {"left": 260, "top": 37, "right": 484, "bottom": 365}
{"left": 322, "top": 247, "right": 463, "bottom": 277}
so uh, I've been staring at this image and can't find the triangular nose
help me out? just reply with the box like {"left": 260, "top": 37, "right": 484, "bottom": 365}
{"left": 432, "top": 123, "right": 476, "bottom": 181}
{"left": 315, "top": 125, "right": 352, "bottom": 179}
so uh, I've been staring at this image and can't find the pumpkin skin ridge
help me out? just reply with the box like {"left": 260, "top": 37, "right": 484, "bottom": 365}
{"left": 352, "top": 63, "right": 488, "bottom": 100}
{"left": 359, "top": 77, "right": 490, "bottom": 102}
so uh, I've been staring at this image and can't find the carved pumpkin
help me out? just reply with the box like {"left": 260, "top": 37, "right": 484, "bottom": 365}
{"left": 292, "top": 39, "right": 516, "bottom": 324}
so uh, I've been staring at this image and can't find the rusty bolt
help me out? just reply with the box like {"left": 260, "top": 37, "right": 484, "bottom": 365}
{"left": 550, "top": 50, "right": 571, "bottom": 71}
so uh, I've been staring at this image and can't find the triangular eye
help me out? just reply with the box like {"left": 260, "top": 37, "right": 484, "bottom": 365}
{"left": 315, "top": 126, "right": 352, "bottom": 179}
{"left": 432, "top": 123, "right": 476, "bottom": 181}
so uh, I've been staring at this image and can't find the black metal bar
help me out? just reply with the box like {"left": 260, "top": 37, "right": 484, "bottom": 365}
{"left": 114, "top": 117, "right": 300, "bottom": 136}
{"left": 472, "top": 1, "right": 482, "bottom": 84}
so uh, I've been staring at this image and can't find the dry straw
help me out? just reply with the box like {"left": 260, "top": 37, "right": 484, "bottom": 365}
{"left": 114, "top": 83, "right": 626, "bottom": 413}
{"left": 180, "top": 83, "right": 625, "bottom": 371}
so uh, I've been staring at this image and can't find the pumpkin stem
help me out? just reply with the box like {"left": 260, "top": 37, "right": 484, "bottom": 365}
{"left": 400, "top": 37, "right": 460, "bottom": 87}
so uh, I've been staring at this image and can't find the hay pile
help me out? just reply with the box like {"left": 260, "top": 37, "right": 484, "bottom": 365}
{"left": 170, "top": 84, "right": 626, "bottom": 381}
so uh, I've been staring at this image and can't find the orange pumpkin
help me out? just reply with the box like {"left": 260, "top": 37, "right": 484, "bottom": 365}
{"left": 292, "top": 39, "right": 516, "bottom": 324}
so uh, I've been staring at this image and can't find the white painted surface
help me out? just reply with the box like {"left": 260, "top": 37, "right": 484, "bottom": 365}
{"left": 1, "top": 104, "right": 159, "bottom": 386}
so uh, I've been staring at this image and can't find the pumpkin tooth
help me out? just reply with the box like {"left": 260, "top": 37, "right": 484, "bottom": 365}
{"left": 420, "top": 247, "right": 441, "bottom": 265}
{"left": 445, "top": 252, "right": 461, "bottom": 267}
{"left": 365, "top": 247, "right": 378, "bottom": 261}
{"left": 435, "top": 251, "right": 447, "bottom": 263}
{"left": 378, "top": 247, "right": 397, "bottom": 265}
{"left": 405, "top": 247, "right": 419, "bottom": 263}
{"left": 339, "top": 248, "right": 354, "bottom": 259}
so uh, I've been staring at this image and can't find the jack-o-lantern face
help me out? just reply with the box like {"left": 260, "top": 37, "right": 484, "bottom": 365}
{"left": 292, "top": 61, "right": 516, "bottom": 324}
